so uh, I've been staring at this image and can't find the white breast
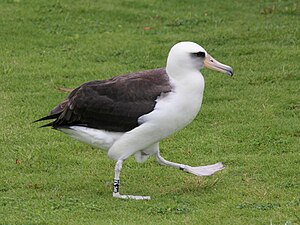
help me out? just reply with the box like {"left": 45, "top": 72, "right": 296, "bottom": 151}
{"left": 139, "top": 72, "right": 205, "bottom": 139}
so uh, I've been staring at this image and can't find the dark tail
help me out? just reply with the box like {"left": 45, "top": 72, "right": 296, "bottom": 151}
{"left": 33, "top": 113, "right": 60, "bottom": 128}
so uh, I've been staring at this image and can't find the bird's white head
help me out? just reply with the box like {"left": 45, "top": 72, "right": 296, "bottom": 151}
{"left": 166, "top": 41, "right": 233, "bottom": 78}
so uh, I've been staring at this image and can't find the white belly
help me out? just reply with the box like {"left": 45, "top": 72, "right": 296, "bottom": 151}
{"left": 58, "top": 126, "right": 123, "bottom": 150}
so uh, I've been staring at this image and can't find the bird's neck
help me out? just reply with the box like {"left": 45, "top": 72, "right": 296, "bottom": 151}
{"left": 166, "top": 67, "right": 204, "bottom": 93}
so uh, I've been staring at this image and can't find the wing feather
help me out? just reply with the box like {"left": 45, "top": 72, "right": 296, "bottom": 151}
{"left": 37, "top": 68, "right": 171, "bottom": 132}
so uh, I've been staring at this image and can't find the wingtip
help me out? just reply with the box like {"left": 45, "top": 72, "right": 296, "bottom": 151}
{"left": 33, "top": 113, "right": 60, "bottom": 123}
{"left": 32, "top": 118, "right": 43, "bottom": 123}
{"left": 32, "top": 120, "right": 53, "bottom": 128}
{"left": 33, "top": 114, "right": 59, "bottom": 128}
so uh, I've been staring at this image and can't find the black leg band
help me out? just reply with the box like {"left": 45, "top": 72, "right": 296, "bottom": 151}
{"left": 113, "top": 178, "right": 120, "bottom": 193}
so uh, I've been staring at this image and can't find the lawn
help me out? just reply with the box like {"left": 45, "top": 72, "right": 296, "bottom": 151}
{"left": 0, "top": 0, "right": 299, "bottom": 224}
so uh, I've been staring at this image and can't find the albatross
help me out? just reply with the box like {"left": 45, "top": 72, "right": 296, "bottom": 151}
{"left": 35, "top": 41, "right": 233, "bottom": 200}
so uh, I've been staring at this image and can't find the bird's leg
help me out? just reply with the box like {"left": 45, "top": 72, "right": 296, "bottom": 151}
{"left": 112, "top": 160, "right": 122, "bottom": 195}
{"left": 112, "top": 160, "right": 151, "bottom": 200}
{"left": 156, "top": 151, "right": 224, "bottom": 176}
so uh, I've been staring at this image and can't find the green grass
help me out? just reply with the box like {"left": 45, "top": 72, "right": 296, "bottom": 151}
{"left": 1, "top": 0, "right": 299, "bottom": 224}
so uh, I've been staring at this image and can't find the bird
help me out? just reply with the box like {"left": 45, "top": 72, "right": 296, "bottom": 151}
{"left": 35, "top": 41, "right": 233, "bottom": 200}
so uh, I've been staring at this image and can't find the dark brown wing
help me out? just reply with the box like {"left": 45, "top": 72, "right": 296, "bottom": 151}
{"left": 36, "top": 68, "right": 171, "bottom": 132}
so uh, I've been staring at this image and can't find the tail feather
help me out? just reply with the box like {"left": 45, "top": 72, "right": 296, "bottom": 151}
{"left": 33, "top": 113, "right": 60, "bottom": 123}
{"left": 33, "top": 113, "right": 61, "bottom": 128}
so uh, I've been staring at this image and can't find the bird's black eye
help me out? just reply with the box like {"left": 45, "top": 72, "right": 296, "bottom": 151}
{"left": 191, "top": 51, "right": 206, "bottom": 58}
